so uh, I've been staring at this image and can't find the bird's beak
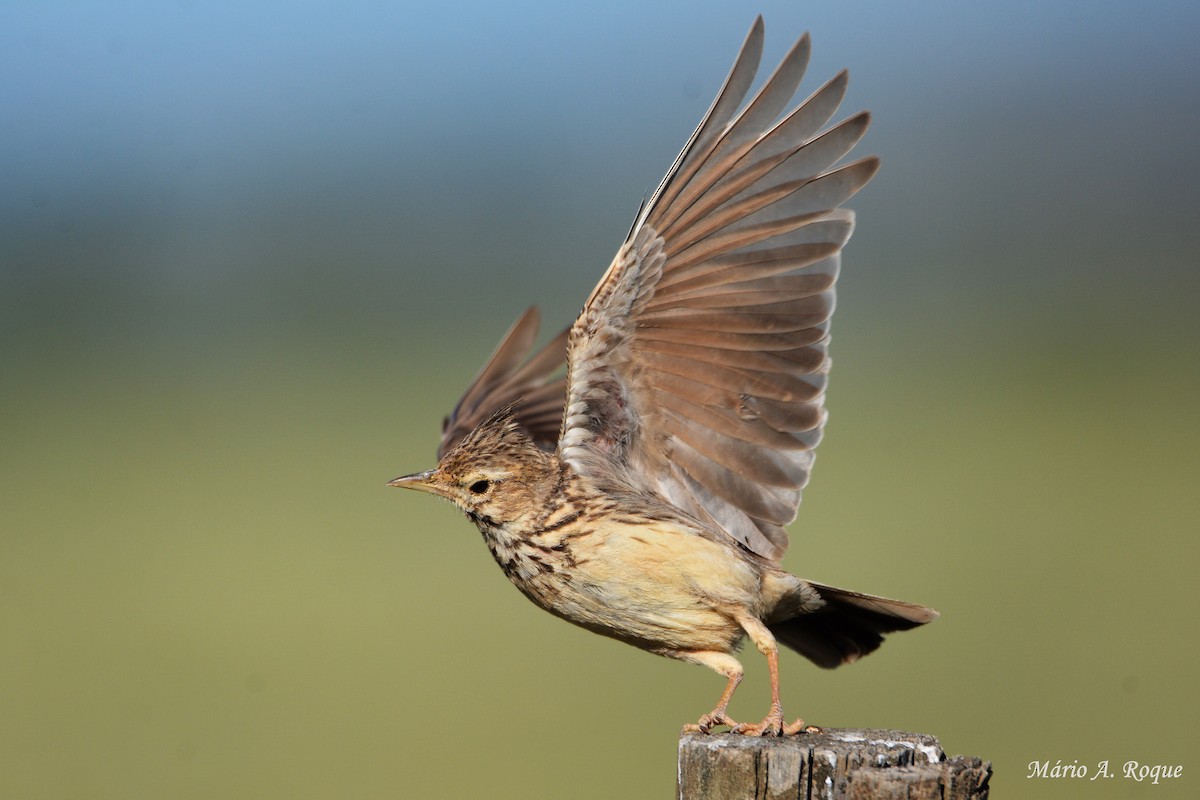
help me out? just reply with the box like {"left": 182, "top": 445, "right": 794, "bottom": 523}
{"left": 386, "top": 469, "right": 441, "bottom": 494}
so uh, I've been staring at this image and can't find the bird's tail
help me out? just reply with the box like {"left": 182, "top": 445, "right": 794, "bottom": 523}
{"left": 767, "top": 582, "right": 938, "bottom": 669}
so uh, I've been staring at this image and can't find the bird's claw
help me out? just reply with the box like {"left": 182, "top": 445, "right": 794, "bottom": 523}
{"left": 682, "top": 711, "right": 738, "bottom": 734}
{"left": 730, "top": 706, "right": 809, "bottom": 737}
{"left": 683, "top": 706, "right": 814, "bottom": 737}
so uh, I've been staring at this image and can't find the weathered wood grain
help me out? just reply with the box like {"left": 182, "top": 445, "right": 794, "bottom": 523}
{"left": 678, "top": 728, "right": 989, "bottom": 799}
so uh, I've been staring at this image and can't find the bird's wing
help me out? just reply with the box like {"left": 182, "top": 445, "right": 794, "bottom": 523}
{"left": 558, "top": 17, "right": 877, "bottom": 563}
{"left": 439, "top": 306, "right": 568, "bottom": 459}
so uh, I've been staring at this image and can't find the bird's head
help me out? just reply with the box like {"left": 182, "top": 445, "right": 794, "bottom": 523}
{"left": 388, "top": 407, "right": 556, "bottom": 525}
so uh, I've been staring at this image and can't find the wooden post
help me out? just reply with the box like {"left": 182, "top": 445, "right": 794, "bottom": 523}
{"left": 678, "top": 728, "right": 990, "bottom": 799}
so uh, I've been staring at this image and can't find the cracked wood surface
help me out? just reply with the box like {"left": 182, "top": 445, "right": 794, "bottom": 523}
{"left": 678, "top": 728, "right": 990, "bottom": 799}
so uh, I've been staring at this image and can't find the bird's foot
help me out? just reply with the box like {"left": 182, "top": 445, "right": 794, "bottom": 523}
{"left": 730, "top": 705, "right": 811, "bottom": 737}
{"left": 682, "top": 711, "right": 739, "bottom": 734}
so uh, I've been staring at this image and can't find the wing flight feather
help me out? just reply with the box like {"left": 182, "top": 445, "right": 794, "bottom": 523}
{"left": 559, "top": 17, "right": 878, "bottom": 562}
{"left": 439, "top": 307, "right": 568, "bottom": 459}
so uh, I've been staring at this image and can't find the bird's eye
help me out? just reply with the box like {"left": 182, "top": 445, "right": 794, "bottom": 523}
{"left": 468, "top": 479, "right": 490, "bottom": 495}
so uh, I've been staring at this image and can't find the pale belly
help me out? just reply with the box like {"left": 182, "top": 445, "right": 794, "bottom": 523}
{"left": 492, "top": 517, "right": 765, "bottom": 656}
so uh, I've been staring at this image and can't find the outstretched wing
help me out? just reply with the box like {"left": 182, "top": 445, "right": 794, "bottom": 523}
{"left": 559, "top": 17, "right": 878, "bottom": 563}
{"left": 439, "top": 307, "right": 568, "bottom": 459}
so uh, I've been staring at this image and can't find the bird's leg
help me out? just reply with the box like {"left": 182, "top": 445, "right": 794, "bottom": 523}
{"left": 696, "top": 670, "right": 742, "bottom": 731}
{"left": 679, "top": 651, "right": 745, "bottom": 733}
{"left": 730, "top": 615, "right": 810, "bottom": 736}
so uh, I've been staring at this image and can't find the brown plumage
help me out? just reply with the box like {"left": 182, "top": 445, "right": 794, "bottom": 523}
{"left": 389, "top": 17, "right": 937, "bottom": 736}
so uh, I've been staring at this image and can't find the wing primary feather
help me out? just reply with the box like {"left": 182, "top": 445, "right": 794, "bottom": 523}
{"left": 654, "top": 217, "right": 851, "bottom": 290}
{"left": 661, "top": 111, "right": 870, "bottom": 241}
{"left": 665, "top": 158, "right": 877, "bottom": 261}
{"left": 717, "top": 69, "right": 851, "bottom": 188}
{"left": 636, "top": 17, "right": 765, "bottom": 234}
{"left": 449, "top": 306, "right": 540, "bottom": 426}
{"left": 439, "top": 307, "right": 568, "bottom": 458}
{"left": 651, "top": 33, "right": 813, "bottom": 234}
{"left": 487, "top": 327, "right": 570, "bottom": 402}
{"left": 649, "top": 245, "right": 840, "bottom": 300}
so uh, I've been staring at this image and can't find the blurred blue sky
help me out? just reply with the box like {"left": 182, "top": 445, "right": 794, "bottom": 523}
{"left": 3, "top": 1, "right": 1199, "bottom": 350}
{"left": 5, "top": 2, "right": 1197, "bottom": 209}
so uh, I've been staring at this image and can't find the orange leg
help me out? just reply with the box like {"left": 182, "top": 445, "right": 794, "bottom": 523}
{"left": 731, "top": 616, "right": 812, "bottom": 737}
{"left": 679, "top": 651, "right": 744, "bottom": 733}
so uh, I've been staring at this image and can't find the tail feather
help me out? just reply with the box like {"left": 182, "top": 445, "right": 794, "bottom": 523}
{"left": 768, "top": 582, "right": 938, "bottom": 669}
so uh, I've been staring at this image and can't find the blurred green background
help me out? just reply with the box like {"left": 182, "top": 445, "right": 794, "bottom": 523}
{"left": 3, "top": 2, "right": 1198, "bottom": 798}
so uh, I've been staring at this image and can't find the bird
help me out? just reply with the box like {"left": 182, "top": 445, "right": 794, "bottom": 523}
{"left": 388, "top": 16, "right": 937, "bottom": 736}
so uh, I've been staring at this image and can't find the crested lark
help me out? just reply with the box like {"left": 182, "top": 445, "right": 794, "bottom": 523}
{"left": 390, "top": 17, "right": 937, "bottom": 736}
